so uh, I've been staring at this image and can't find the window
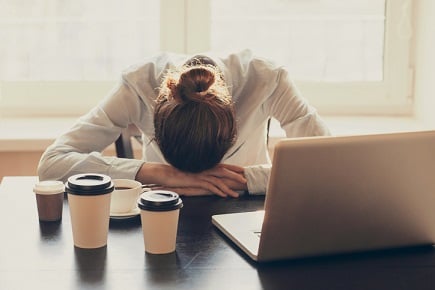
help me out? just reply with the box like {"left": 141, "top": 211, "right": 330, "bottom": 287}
{"left": 0, "top": 1, "right": 160, "bottom": 81}
{"left": 0, "top": 0, "right": 160, "bottom": 117}
{"left": 211, "top": 0, "right": 385, "bottom": 82}
{"left": 0, "top": 0, "right": 414, "bottom": 117}
{"left": 208, "top": 0, "right": 414, "bottom": 115}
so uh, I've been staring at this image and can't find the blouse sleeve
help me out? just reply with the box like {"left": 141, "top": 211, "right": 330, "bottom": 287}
{"left": 244, "top": 66, "right": 330, "bottom": 195}
{"left": 264, "top": 68, "right": 330, "bottom": 137}
{"left": 37, "top": 78, "right": 147, "bottom": 182}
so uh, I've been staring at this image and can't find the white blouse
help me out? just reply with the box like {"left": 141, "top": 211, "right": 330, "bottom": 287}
{"left": 38, "top": 50, "right": 330, "bottom": 194}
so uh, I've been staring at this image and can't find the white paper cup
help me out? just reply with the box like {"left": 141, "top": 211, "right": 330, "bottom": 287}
{"left": 33, "top": 180, "right": 65, "bottom": 222}
{"left": 137, "top": 190, "right": 183, "bottom": 254}
{"left": 65, "top": 174, "right": 114, "bottom": 249}
{"left": 110, "top": 179, "right": 143, "bottom": 214}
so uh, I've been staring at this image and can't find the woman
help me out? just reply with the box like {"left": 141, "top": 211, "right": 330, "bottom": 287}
{"left": 38, "top": 50, "right": 330, "bottom": 197}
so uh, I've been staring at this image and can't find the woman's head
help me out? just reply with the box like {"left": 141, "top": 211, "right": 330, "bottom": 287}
{"left": 154, "top": 59, "right": 237, "bottom": 173}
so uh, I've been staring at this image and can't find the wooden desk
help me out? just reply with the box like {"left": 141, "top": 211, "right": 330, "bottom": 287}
{"left": 1, "top": 176, "right": 435, "bottom": 290}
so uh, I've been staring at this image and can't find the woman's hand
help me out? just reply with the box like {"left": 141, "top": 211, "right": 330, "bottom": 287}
{"left": 135, "top": 163, "right": 247, "bottom": 197}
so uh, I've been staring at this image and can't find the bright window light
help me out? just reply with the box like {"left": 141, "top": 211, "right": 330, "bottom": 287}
{"left": 0, "top": 0, "right": 160, "bottom": 81}
{"left": 0, "top": 0, "right": 414, "bottom": 117}
{"left": 211, "top": 0, "right": 385, "bottom": 82}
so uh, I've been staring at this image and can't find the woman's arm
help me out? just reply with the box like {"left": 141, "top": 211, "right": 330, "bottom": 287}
{"left": 37, "top": 79, "right": 146, "bottom": 182}
{"left": 37, "top": 111, "right": 146, "bottom": 183}
{"left": 239, "top": 66, "right": 331, "bottom": 195}
{"left": 265, "top": 68, "right": 330, "bottom": 137}
{"left": 137, "top": 163, "right": 247, "bottom": 197}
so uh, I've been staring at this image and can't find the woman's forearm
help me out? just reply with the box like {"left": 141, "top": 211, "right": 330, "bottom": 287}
{"left": 135, "top": 162, "right": 247, "bottom": 197}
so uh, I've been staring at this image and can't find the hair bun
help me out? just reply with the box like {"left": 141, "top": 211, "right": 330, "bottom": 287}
{"left": 176, "top": 67, "right": 216, "bottom": 103}
{"left": 158, "top": 64, "right": 231, "bottom": 106}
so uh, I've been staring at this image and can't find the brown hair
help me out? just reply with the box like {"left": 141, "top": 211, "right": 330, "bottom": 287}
{"left": 154, "top": 64, "right": 237, "bottom": 173}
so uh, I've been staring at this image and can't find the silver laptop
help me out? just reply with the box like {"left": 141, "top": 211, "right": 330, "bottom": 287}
{"left": 212, "top": 130, "right": 435, "bottom": 262}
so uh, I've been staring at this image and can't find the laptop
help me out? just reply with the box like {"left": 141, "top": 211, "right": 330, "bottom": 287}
{"left": 212, "top": 130, "right": 435, "bottom": 262}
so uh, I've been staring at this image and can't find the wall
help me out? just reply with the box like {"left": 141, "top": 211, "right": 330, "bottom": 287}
{"left": 413, "top": 0, "right": 435, "bottom": 124}
{"left": 0, "top": 146, "right": 142, "bottom": 182}
{"left": 0, "top": 152, "right": 42, "bottom": 180}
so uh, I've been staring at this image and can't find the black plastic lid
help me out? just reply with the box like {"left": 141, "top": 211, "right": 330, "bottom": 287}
{"left": 65, "top": 173, "right": 114, "bottom": 195}
{"left": 138, "top": 190, "right": 183, "bottom": 211}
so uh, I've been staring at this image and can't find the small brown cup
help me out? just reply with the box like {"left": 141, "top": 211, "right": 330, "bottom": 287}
{"left": 33, "top": 181, "right": 65, "bottom": 222}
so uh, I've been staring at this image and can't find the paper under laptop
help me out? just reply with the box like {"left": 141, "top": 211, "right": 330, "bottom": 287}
{"left": 212, "top": 130, "right": 435, "bottom": 262}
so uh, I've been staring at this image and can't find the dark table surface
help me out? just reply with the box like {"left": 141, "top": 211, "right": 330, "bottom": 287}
{"left": 1, "top": 176, "right": 435, "bottom": 290}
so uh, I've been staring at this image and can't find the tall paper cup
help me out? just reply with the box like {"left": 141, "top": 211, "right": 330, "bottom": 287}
{"left": 138, "top": 190, "right": 183, "bottom": 254}
{"left": 65, "top": 173, "right": 114, "bottom": 249}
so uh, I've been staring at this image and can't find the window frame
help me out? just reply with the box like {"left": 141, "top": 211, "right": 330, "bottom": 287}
{"left": 0, "top": 0, "right": 414, "bottom": 118}
{"left": 296, "top": 0, "right": 414, "bottom": 115}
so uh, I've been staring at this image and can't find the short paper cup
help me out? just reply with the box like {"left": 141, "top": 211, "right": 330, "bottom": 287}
{"left": 33, "top": 180, "right": 65, "bottom": 222}
{"left": 137, "top": 190, "right": 183, "bottom": 254}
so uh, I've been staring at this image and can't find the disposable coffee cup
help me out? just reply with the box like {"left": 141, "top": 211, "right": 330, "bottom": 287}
{"left": 33, "top": 180, "right": 65, "bottom": 222}
{"left": 137, "top": 190, "right": 183, "bottom": 254}
{"left": 65, "top": 173, "right": 114, "bottom": 249}
{"left": 110, "top": 179, "right": 143, "bottom": 214}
